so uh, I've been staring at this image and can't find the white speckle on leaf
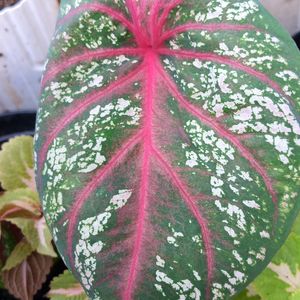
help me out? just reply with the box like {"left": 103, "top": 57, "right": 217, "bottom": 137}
{"left": 110, "top": 189, "right": 132, "bottom": 210}
{"left": 75, "top": 189, "right": 132, "bottom": 290}
{"left": 243, "top": 200, "right": 260, "bottom": 209}
{"left": 260, "top": 231, "right": 270, "bottom": 239}
{"left": 88, "top": 75, "right": 103, "bottom": 88}
{"left": 156, "top": 255, "right": 166, "bottom": 268}
{"left": 274, "top": 136, "right": 289, "bottom": 153}
{"left": 224, "top": 226, "right": 237, "bottom": 238}
{"left": 186, "top": 151, "right": 198, "bottom": 168}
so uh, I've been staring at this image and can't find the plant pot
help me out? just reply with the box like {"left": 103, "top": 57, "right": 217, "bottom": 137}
{"left": 0, "top": 110, "right": 36, "bottom": 145}
{"left": 294, "top": 32, "right": 300, "bottom": 50}
{"left": 0, "top": 0, "right": 58, "bottom": 114}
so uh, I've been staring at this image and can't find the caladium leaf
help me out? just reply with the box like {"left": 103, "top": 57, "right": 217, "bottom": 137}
{"left": 48, "top": 270, "right": 88, "bottom": 300}
{"left": 0, "top": 136, "right": 35, "bottom": 191}
{"left": 35, "top": 0, "right": 300, "bottom": 299}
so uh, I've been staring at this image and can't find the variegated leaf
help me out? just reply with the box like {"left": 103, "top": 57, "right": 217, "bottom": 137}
{"left": 2, "top": 239, "right": 33, "bottom": 271}
{"left": 35, "top": 1, "right": 300, "bottom": 299}
{"left": 0, "top": 136, "right": 35, "bottom": 191}
{"left": 48, "top": 270, "right": 88, "bottom": 300}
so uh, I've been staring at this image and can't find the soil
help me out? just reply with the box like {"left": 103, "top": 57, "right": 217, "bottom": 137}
{"left": 0, "top": 0, "right": 20, "bottom": 10}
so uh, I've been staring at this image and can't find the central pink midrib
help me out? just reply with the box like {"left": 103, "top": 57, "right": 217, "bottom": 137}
{"left": 123, "top": 53, "right": 216, "bottom": 300}
{"left": 122, "top": 51, "right": 156, "bottom": 300}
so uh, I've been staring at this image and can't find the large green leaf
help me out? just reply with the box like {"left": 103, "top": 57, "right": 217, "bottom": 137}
{"left": 0, "top": 136, "right": 35, "bottom": 191}
{"left": 35, "top": 0, "right": 300, "bottom": 299}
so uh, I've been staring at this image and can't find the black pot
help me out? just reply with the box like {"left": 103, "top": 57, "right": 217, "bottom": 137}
{"left": 0, "top": 111, "right": 36, "bottom": 145}
{"left": 293, "top": 32, "right": 300, "bottom": 50}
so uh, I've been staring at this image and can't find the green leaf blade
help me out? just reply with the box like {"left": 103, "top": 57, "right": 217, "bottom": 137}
{"left": 35, "top": 1, "right": 300, "bottom": 299}
{"left": 48, "top": 270, "right": 88, "bottom": 300}
{"left": 0, "top": 136, "right": 35, "bottom": 191}
{"left": 2, "top": 239, "right": 33, "bottom": 271}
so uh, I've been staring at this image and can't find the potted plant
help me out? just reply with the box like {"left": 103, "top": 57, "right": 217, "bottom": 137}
{"left": 2, "top": 0, "right": 300, "bottom": 299}
{"left": 0, "top": 111, "right": 36, "bottom": 144}
{"left": 35, "top": 0, "right": 300, "bottom": 299}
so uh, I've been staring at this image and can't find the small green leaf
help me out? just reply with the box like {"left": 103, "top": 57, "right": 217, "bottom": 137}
{"left": 290, "top": 291, "right": 300, "bottom": 300}
{"left": 2, "top": 239, "right": 33, "bottom": 271}
{"left": 8, "top": 217, "right": 57, "bottom": 257}
{"left": 233, "top": 289, "right": 261, "bottom": 300}
{"left": 272, "top": 232, "right": 300, "bottom": 275}
{"left": 0, "top": 221, "right": 23, "bottom": 263}
{"left": 48, "top": 270, "right": 88, "bottom": 300}
{"left": 251, "top": 268, "right": 291, "bottom": 300}
{"left": 0, "top": 136, "right": 35, "bottom": 191}
{"left": 0, "top": 189, "right": 41, "bottom": 220}
{"left": 239, "top": 213, "right": 300, "bottom": 299}
{"left": 34, "top": 217, "right": 57, "bottom": 257}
